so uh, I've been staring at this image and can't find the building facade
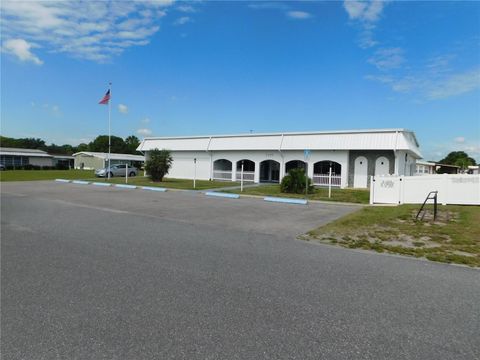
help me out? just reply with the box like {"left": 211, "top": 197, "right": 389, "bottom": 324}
{"left": 0, "top": 147, "right": 53, "bottom": 168}
{"left": 138, "top": 129, "right": 422, "bottom": 189}
{"left": 72, "top": 152, "right": 145, "bottom": 170}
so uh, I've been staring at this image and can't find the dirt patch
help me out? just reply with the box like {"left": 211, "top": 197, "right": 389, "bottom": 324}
{"left": 304, "top": 205, "right": 480, "bottom": 267}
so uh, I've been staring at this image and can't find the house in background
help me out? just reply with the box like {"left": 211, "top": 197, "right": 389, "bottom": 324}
{"left": 0, "top": 147, "right": 53, "bottom": 168}
{"left": 467, "top": 165, "right": 479, "bottom": 175}
{"left": 72, "top": 151, "right": 145, "bottom": 170}
{"left": 52, "top": 155, "right": 74, "bottom": 169}
{"left": 137, "top": 128, "right": 422, "bottom": 189}
{"left": 415, "top": 160, "right": 436, "bottom": 175}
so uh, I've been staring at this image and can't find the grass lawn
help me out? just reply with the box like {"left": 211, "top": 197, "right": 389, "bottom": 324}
{"left": 91, "top": 176, "right": 240, "bottom": 191}
{"left": 0, "top": 170, "right": 95, "bottom": 182}
{"left": 224, "top": 184, "right": 370, "bottom": 204}
{"left": 303, "top": 204, "right": 480, "bottom": 267}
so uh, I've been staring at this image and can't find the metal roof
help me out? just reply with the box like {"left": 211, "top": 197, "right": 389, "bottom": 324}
{"left": 0, "top": 147, "right": 53, "bottom": 158}
{"left": 137, "top": 129, "right": 422, "bottom": 158}
{"left": 72, "top": 152, "right": 145, "bottom": 161}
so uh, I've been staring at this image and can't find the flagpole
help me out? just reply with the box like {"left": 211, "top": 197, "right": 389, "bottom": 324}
{"left": 108, "top": 82, "right": 112, "bottom": 179}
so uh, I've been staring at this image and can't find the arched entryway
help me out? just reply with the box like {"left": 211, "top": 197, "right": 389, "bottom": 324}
{"left": 213, "top": 159, "right": 233, "bottom": 181}
{"left": 353, "top": 156, "right": 368, "bottom": 188}
{"left": 285, "top": 160, "right": 307, "bottom": 174}
{"left": 375, "top": 156, "right": 390, "bottom": 176}
{"left": 236, "top": 159, "right": 255, "bottom": 182}
{"left": 313, "top": 161, "right": 342, "bottom": 187}
{"left": 260, "top": 160, "right": 280, "bottom": 183}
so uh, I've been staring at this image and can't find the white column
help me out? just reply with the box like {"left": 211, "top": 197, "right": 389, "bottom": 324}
{"left": 254, "top": 161, "right": 260, "bottom": 183}
{"left": 231, "top": 164, "right": 236, "bottom": 182}
{"left": 307, "top": 162, "right": 314, "bottom": 178}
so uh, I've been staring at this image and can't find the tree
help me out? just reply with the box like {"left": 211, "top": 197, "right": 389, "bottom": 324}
{"left": 76, "top": 143, "right": 89, "bottom": 152}
{"left": 439, "top": 151, "right": 476, "bottom": 170}
{"left": 145, "top": 149, "right": 173, "bottom": 182}
{"left": 0, "top": 136, "right": 46, "bottom": 149}
{"left": 125, "top": 135, "right": 140, "bottom": 154}
{"left": 280, "top": 168, "right": 314, "bottom": 194}
{"left": 88, "top": 135, "right": 128, "bottom": 153}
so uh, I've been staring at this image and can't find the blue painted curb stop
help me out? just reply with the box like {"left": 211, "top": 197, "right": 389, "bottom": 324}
{"left": 92, "top": 182, "right": 111, "bottom": 187}
{"left": 141, "top": 186, "right": 167, "bottom": 192}
{"left": 72, "top": 180, "right": 90, "bottom": 185}
{"left": 205, "top": 192, "right": 240, "bottom": 199}
{"left": 55, "top": 179, "right": 70, "bottom": 183}
{"left": 114, "top": 184, "right": 137, "bottom": 189}
{"left": 264, "top": 196, "right": 308, "bottom": 205}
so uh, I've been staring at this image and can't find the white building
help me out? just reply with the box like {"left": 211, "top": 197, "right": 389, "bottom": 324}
{"left": 137, "top": 129, "right": 422, "bottom": 188}
{"left": 0, "top": 147, "right": 53, "bottom": 168}
{"left": 72, "top": 152, "right": 145, "bottom": 170}
{"left": 415, "top": 160, "right": 436, "bottom": 175}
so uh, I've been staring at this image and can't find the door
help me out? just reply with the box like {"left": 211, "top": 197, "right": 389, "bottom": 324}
{"left": 375, "top": 157, "right": 390, "bottom": 176}
{"left": 354, "top": 156, "right": 368, "bottom": 188}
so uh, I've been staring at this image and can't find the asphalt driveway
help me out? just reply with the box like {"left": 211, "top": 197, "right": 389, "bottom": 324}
{"left": 1, "top": 181, "right": 479, "bottom": 359}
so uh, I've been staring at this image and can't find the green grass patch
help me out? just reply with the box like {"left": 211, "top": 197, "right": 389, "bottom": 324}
{"left": 305, "top": 205, "right": 480, "bottom": 267}
{"left": 0, "top": 170, "right": 95, "bottom": 181}
{"left": 91, "top": 176, "right": 240, "bottom": 191}
{"left": 224, "top": 184, "right": 369, "bottom": 204}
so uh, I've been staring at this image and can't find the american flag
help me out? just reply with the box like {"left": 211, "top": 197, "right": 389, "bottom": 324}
{"left": 98, "top": 89, "right": 110, "bottom": 105}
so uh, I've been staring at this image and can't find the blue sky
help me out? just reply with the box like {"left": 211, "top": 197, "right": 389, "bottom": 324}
{"left": 1, "top": 0, "right": 479, "bottom": 161}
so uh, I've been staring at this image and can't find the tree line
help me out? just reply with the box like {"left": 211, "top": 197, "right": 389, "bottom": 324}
{"left": 0, "top": 135, "right": 142, "bottom": 155}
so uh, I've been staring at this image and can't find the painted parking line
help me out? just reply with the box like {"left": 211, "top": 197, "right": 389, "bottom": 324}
{"left": 114, "top": 184, "right": 137, "bottom": 189}
{"left": 55, "top": 179, "right": 70, "bottom": 183}
{"left": 205, "top": 192, "right": 240, "bottom": 199}
{"left": 141, "top": 186, "right": 167, "bottom": 192}
{"left": 264, "top": 196, "right": 308, "bottom": 205}
{"left": 92, "top": 182, "right": 111, "bottom": 187}
{"left": 72, "top": 180, "right": 90, "bottom": 185}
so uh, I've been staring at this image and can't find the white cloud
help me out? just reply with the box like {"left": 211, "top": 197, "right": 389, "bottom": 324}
{"left": 368, "top": 47, "right": 405, "bottom": 71}
{"left": 0, "top": 1, "right": 173, "bottom": 62}
{"left": 118, "top": 104, "right": 128, "bottom": 114}
{"left": 427, "top": 68, "right": 480, "bottom": 100}
{"left": 286, "top": 11, "right": 312, "bottom": 19}
{"left": 174, "top": 16, "right": 191, "bottom": 25}
{"left": 343, "top": 0, "right": 385, "bottom": 22}
{"left": 343, "top": 1, "right": 387, "bottom": 49}
{"left": 177, "top": 5, "right": 195, "bottom": 13}
{"left": 366, "top": 67, "right": 480, "bottom": 101}
{"left": 248, "top": 3, "right": 289, "bottom": 10}
{"left": 454, "top": 137, "right": 465, "bottom": 144}
{"left": 141, "top": 117, "right": 151, "bottom": 124}
{"left": 2, "top": 38, "right": 43, "bottom": 65}
{"left": 137, "top": 128, "right": 152, "bottom": 136}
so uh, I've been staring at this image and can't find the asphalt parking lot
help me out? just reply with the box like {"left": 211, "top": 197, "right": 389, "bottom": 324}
{"left": 2, "top": 181, "right": 479, "bottom": 359}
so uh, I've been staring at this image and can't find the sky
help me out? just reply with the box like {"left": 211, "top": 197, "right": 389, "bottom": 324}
{"left": 1, "top": 0, "right": 479, "bottom": 161}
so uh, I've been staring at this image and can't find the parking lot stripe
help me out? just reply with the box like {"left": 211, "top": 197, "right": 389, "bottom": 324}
{"left": 71, "top": 180, "right": 90, "bottom": 185}
{"left": 141, "top": 186, "right": 167, "bottom": 192}
{"left": 114, "top": 184, "right": 137, "bottom": 189}
{"left": 264, "top": 196, "right": 308, "bottom": 205}
{"left": 205, "top": 192, "right": 240, "bottom": 199}
{"left": 92, "top": 182, "right": 112, "bottom": 187}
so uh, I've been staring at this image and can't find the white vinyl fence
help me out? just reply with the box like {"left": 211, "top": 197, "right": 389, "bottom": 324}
{"left": 370, "top": 174, "right": 480, "bottom": 205}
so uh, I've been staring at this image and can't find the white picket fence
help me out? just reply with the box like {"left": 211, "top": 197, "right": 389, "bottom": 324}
{"left": 312, "top": 174, "right": 341, "bottom": 187}
{"left": 213, "top": 170, "right": 232, "bottom": 181}
{"left": 235, "top": 171, "right": 255, "bottom": 182}
{"left": 370, "top": 174, "right": 480, "bottom": 205}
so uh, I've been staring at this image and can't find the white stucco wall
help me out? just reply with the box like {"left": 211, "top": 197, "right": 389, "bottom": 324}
{"left": 29, "top": 157, "right": 53, "bottom": 167}
{"left": 163, "top": 150, "right": 349, "bottom": 187}
{"left": 395, "top": 151, "right": 417, "bottom": 176}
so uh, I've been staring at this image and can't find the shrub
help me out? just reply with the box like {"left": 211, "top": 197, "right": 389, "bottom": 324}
{"left": 55, "top": 163, "right": 69, "bottom": 170}
{"left": 145, "top": 148, "right": 173, "bottom": 182}
{"left": 280, "top": 168, "right": 314, "bottom": 194}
